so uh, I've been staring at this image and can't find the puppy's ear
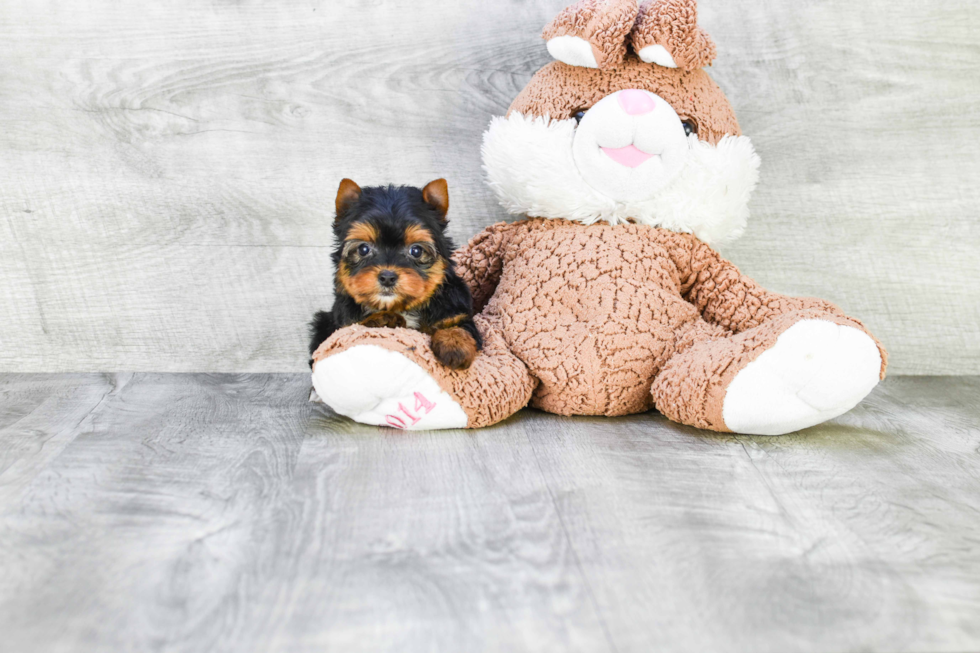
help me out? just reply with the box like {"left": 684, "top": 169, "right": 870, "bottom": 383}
{"left": 422, "top": 179, "right": 449, "bottom": 223}
{"left": 335, "top": 178, "right": 362, "bottom": 221}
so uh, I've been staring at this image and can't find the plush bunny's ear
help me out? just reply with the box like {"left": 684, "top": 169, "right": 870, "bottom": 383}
{"left": 630, "top": 0, "right": 716, "bottom": 70}
{"left": 542, "top": 0, "right": 639, "bottom": 70}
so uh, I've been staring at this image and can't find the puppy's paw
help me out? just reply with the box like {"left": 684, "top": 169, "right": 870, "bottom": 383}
{"left": 431, "top": 327, "right": 478, "bottom": 370}
{"left": 360, "top": 312, "right": 407, "bottom": 329}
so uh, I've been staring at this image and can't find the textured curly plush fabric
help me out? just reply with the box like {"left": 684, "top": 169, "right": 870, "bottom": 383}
{"left": 542, "top": 0, "right": 639, "bottom": 70}
{"left": 454, "top": 219, "right": 886, "bottom": 424}
{"left": 631, "top": 0, "right": 717, "bottom": 71}
{"left": 508, "top": 57, "right": 739, "bottom": 145}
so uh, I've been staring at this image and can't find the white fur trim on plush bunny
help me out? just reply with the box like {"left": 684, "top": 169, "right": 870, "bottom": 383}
{"left": 482, "top": 112, "right": 761, "bottom": 246}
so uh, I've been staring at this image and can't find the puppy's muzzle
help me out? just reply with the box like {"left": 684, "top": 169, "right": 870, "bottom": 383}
{"left": 377, "top": 270, "right": 399, "bottom": 289}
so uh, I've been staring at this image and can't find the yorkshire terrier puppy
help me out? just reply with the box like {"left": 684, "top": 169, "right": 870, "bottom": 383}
{"left": 308, "top": 178, "right": 482, "bottom": 370}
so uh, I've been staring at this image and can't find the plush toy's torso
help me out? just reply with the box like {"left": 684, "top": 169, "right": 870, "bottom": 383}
{"left": 478, "top": 218, "right": 713, "bottom": 416}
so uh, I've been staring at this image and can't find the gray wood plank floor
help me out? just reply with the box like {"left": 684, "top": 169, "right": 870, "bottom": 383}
{"left": 1, "top": 374, "right": 978, "bottom": 653}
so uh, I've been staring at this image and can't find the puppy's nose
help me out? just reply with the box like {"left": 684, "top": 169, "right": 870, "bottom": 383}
{"left": 377, "top": 270, "right": 399, "bottom": 288}
{"left": 617, "top": 89, "right": 656, "bottom": 116}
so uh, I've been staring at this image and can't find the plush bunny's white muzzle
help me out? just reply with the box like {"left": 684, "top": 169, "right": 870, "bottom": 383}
{"left": 573, "top": 89, "right": 690, "bottom": 202}
{"left": 482, "top": 106, "right": 761, "bottom": 246}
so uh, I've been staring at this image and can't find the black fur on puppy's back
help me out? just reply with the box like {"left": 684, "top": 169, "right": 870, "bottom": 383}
{"left": 308, "top": 310, "right": 335, "bottom": 358}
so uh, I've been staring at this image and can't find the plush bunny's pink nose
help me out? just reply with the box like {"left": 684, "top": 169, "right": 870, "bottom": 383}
{"left": 617, "top": 89, "right": 656, "bottom": 116}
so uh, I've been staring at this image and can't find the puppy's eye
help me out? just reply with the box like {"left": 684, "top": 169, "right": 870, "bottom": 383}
{"left": 409, "top": 245, "right": 424, "bottom": 258}
{"left": 682, "top": 120, "right": 698, "bottom": 137}
{"left": 357, "top": 243, "right": 371, "bottom": 257}
{"left": 573, "top": 110, "right": 587, "bottom": 124}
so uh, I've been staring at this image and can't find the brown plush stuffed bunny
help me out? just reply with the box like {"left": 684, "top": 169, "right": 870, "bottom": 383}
{"left": 311, "top": 0, "right": 887, "bottom": 435}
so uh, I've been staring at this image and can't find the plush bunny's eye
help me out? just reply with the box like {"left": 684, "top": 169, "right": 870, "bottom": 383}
{"left": 682, "top": 120, "right": 698, "bottom": 137}
{"left": 573, "top": 110, "right": 587, "bottom": 124}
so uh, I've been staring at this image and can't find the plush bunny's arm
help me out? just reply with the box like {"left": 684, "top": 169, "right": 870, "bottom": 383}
{"left": 676, "top": 234, "right": 853, "bottom": 332}
{"left": 452, "top": 222, "right": 516, "bottom": 313}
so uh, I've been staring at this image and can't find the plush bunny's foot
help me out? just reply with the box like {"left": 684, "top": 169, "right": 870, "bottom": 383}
{"left": 312, "top": 345, "right": 468, "bottom": 430}
{"left": 722, "top": 320, "right": 882, "bottom": 435}
{"left": 312, "top": 318, "right": 536, "bottom": 429}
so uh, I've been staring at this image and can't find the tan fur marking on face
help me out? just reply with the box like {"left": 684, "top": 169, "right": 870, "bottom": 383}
{"left": 335, "top": 262, "right": 352, "bottom": 294}
{"left": 342, "top": 265, "right": 383, "bottom": 303}
{"left": 341, "top": 258, "right": 446, "bottom": 312}
{"left": 405, "top": 258, "right": 446, "bottom": 311}
{"left": 404, "top": 224, "right": 435, "bottom": 245}
{"left": 346, "top": 222, "right": 378, "bottom": 244}
{"left": 344, "top": 265, "right": 438, "bottom": 312}
{"left": 389, "top": 268, "right": 424, "bottom": 310}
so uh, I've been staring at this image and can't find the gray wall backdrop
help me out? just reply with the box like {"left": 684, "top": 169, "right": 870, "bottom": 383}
{"left": 1, "top": 0, "right": 978, "bottom": 375}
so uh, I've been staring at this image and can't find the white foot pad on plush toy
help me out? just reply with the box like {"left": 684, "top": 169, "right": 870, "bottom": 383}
{"left": 723, "top": 320, "right": 882, "bottom": 436}
{"left": 312, "top": 345, "right": 468, "bottom": 430}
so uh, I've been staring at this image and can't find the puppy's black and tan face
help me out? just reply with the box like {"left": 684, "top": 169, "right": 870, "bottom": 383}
{"left": 332, "top": 179, "right": 452, "bottom": 313}
{"left": 338, "top": 221, "right": 445, "bottom": 312}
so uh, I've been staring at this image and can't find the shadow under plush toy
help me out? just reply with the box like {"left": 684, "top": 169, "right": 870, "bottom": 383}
{"left": 312, "top": 0, "right": 887, "bottom": 434}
